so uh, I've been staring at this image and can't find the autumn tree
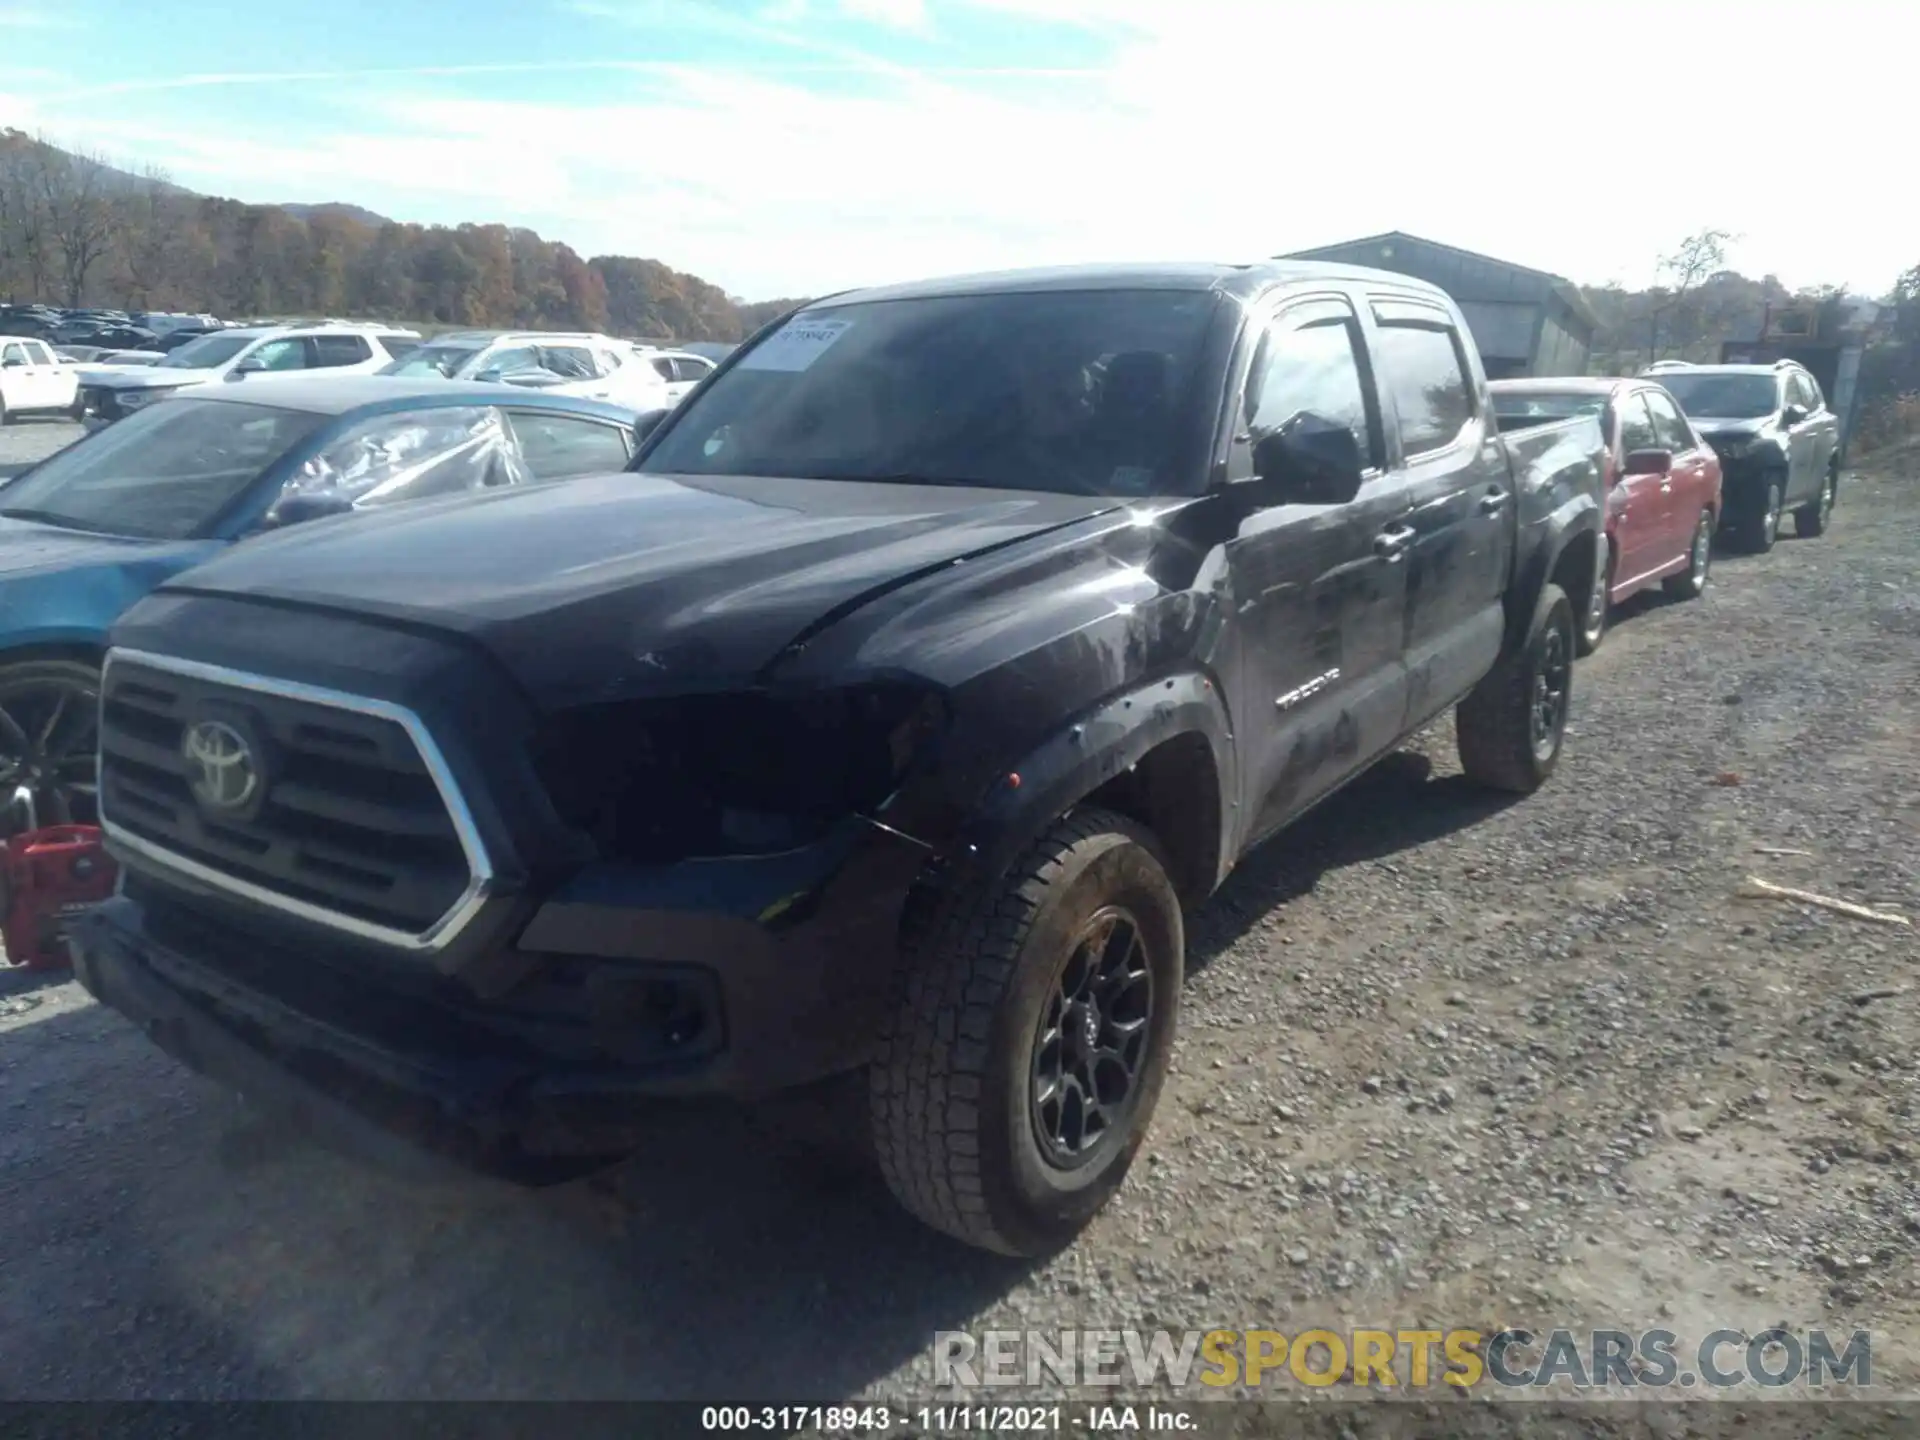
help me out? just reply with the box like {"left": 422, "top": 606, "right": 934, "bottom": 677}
{"left": 24, "top": 137, "right": 119, "bottom": 306}
{"left": 1645, "top": 228, "right": 1733, "bottom": 362}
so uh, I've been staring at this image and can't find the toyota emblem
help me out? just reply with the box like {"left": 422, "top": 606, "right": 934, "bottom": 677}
{"left": 183, "top": 719, "right": 259, "bottom": 812}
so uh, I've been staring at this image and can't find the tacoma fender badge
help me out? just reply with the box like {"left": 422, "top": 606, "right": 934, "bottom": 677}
{"left": 1275, "top": 668, "right": 1340, "bottom": 712}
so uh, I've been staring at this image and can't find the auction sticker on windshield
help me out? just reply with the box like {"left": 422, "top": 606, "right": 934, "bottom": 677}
{"left": 737, "top": 317, "right": 852, "bottom": 372}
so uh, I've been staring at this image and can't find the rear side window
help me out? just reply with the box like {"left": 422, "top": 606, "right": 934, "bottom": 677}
{"left": 379, "top": 335, "right": 422, "bottom": 361}
{"left": 674, "top": 356, "right": 714, "bottom": 384}
{"left": 1617, "top": 392, "right": 1660, "bottom": 455}
{"left": 538, "top": 345, "right": 596, "bottom": 380}
{"left": 24, "top": 341, "right": 55, "bottom": 364}
{"left": 650, "top": 355, "right": 675, "bottom": 381}
{"left": 310, "top": 334, "right": 372, "bottom": 368}
{"left": 1371, "top": 315, "right": 1474, "bottom": 458}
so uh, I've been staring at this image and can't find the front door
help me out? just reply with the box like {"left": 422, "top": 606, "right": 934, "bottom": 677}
{"left": 1364, "top": 297, "right": 1514, "bottom": 728}
{"left": 1225, "top": 293, "right": 1410, "bottom": 846}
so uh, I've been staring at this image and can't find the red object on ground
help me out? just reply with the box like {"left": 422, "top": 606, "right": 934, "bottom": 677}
{"left": 0, "top": 825, "right": 118, "bottom": 970}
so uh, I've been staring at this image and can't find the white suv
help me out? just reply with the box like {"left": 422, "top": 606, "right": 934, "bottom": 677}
{"left": 634, "top": 347, "right": 718, "bottom": 404}
{"left": 78, "top": 323, "right": 422, "bottom": 428}
{"left": 381, "top": 331, "right": 671, "bottom": 414}
{"left": 0, "top": 337, "right": 80, "bottom": 424}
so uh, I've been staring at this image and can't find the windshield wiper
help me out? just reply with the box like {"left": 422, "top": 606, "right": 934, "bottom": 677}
{"left": 803, "top": 471, "right": 1011, "bottom": 489}
{"left": 0, "top": 507, "right": 128, "bottom": 537}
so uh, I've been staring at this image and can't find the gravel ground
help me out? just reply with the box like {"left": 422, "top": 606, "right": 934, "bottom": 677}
{"left": 1, "top": 452, "right": 1915, "bottom": 1413}
{"left": 0, "top": 417, "right": 84, "bottom": 477}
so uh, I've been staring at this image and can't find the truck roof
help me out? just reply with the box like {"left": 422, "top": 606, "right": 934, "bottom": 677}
{"left": 819, "top": 260, "right": 1451, "bottom": 308}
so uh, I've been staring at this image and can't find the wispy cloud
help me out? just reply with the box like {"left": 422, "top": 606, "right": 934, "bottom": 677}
{"left": 5, "top": 0, "right": 1907, "bottom": 299}
{"left": 0, "top": 4, "right": 66, "bottom": 28}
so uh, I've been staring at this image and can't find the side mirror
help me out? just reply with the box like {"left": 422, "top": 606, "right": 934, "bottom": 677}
{"left": 0, "top": 357, "right": 22, "bottom": 368}
{"left": 266, "top": 493, "right": 355, "bottom": 528}
{"left": 1244, "top": 411, "right": 1365, "bottom": 508}
{"left": 1781, "top": 404, "right": 1809, "bottom": 427}
{"left": 1622, "top": 448, "right": 1673, "bottom": 476}
{"left": 633, "top": 408, "right": 669, "bottom": 443}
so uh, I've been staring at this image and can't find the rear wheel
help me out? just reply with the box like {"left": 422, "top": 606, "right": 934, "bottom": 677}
{"left": 1456, "top": 582, "right": 1573, "bottom": 794}
{"left": 1663, "top": 509, "right": 1713, "bottom": 600}
{"left": 1795, "top": 463, "right": 1837, "bottom": 538}
{"left": 871, "top": 809, "right": 1182, "bottom": 1255}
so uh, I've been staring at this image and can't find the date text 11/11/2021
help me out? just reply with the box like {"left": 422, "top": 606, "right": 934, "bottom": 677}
{"left": 698, "top": 1404, "right": 1198, "bottom": 1432}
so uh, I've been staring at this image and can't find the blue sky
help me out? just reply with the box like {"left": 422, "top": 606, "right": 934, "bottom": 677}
{"left": 0, "top": 0, "right": 1906, "bottom": 300}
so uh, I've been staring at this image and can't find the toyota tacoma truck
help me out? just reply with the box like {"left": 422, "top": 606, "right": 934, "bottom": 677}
{"left": 72, "top": 262, "right": 1605, "bottom": 1256}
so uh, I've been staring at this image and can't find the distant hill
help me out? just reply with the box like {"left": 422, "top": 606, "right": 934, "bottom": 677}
{"left": 276, "top": 201, "right": 393, "bottom": 229}
{"left": 0, "top": 129, "right": 807, "bottom": 339}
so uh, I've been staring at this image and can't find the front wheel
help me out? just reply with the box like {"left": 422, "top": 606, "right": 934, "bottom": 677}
{"left": 1576, "top": 536, "right": 1611, "bottom": 657}
{"left": 871, "top": 809, "right": 1183, "bottom": 1255}
{"left": 1731, "top": 473, "right": 1783, "bottom": 554}
{"left": 1456, "top": 581, "right": 1573, "bottom": 794}
{"left": 1663, "top": 509, "right": 1713, "bottom": 600}
{"left": 0, "top": 657, "right": 101, "bottom": 833}
{"left": 1795, "top": 464, "right": 1837, "bottom": 538}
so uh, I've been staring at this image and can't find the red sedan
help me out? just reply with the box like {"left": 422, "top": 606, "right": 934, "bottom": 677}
{"left": 1491, "top": 377, "right": 1723, "bottom": 654}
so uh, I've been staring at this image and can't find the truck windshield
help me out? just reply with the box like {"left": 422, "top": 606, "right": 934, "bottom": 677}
{"left": 640, "top": 289, "right": 1221, "bottom": 497}
{"left": 160, "top": 333, "right": 253, "bottom": 369}
{"left": 1657, "top": 373, "right": 1778, "bottom": 420}
{"left": 0, "top": 399, "right": 324, "bottom": 539}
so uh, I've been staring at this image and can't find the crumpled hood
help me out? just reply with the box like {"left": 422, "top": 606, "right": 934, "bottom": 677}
{"left": 1690, "top": 417, "right": 1770, "bottom": 439}
{"left": 156, "top": 470, "right": 1120, "bottom": 707}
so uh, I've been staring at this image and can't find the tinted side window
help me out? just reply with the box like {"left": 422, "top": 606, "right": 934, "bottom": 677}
{"left": 1642, "top": 388, "right": 1693, "bottom": 451}
{"left": 1373, "top": 319, "right": 1474, "bottom": 457}
{"left": 508, "top": 412, "right": 632, "bottom": 478}
{"left": 1618, "top": 392, "right": 1659, "bottom": 454}
{"left": 650, "top": 355, "right": 676, "bottom": 381}
{"left": 311, "top": 334, "right": 371, "bottom": 368}
{"left": 674, "top": 356, "right": 713, "bottom": 383}
{"left": 24, "top": 341, "right": 55, "bottom": 364}
{"left": 1245, "top": 302, "right": 1380, "bottom": 470}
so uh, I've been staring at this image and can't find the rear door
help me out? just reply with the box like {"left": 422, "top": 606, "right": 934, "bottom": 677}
{"left": 1642, "top": 385, "right": 1710, "bottom": 562}
{"left": 1227, "top": 291, "right": 1410, "bottom": 843}
{"left": 1364, "top": 295, "right": 1513, "bottom": 730}
{"left": 24, "top": 341, "right": 76, "bottom": 410}
{"left": 1610, "top": 390, "right": 1667, "bottom": 584}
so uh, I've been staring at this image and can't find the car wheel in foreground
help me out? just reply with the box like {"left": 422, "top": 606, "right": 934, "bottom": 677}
{"left": 871, "top": 808, "right": 1182, "bottom": 1255}
{"left": 0, "top": 658, "right": 101, "bottom": 832}
{"left": 1456, "top": 581, "right": 1573, "bottom": 795}
{"left": 1796, "top": 465, "right": 1837, "bottom": 538}
{"left": 1664, "top": 509, "right": 1714, "bottom": 600}
{"left": 1576, "top": 537, "right": 1610, "bottom": 657}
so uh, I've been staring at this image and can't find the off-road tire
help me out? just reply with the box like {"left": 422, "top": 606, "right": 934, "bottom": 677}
{"left": 1663, "top": 508, "right": 1714, "bottom": 600}
{"left": 1731, "top": 472, "right": 1783, "bottom": 554}
{"left": 871, "top": 808, "right": 1182, "bottom": 1256}
{"left": 1456, "top": 581, "right": 1573, "bottom": 795}
{"left": 1795, "top": 463, "right": 1837, "bottom": 538}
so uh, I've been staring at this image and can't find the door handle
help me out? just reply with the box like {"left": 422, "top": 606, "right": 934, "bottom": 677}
{"left": 1374, "top": 525, "right": 1415, "bottom": 561}
{"left": 1477, "top": 488, "right": 1510, "bottom": 515}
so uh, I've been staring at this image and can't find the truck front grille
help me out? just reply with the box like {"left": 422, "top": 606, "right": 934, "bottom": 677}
{"left": 97, "top": 651, "right": 487, "bottom": 947}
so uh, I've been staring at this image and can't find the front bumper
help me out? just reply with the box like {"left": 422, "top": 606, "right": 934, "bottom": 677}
{"left": 72, "top": 809, "right": 930, "bottom": 1181}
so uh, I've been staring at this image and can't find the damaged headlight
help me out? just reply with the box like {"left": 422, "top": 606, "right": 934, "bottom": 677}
{"left": 531, "top": 683, "right": 948, "bottom": 862}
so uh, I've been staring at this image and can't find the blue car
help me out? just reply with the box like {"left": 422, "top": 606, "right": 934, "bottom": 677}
{"left": 0, "top": 375, "right": 640, "bottom": 828}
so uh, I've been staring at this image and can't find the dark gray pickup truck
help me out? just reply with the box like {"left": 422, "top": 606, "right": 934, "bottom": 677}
{"left": 74, "top": 261, "right": 1607, "bottom": 1254}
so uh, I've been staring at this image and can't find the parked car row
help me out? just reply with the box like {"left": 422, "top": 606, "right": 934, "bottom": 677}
{"left": 0, "top": 257, "right": 1851, "bottom": 1261}
{"left": 1490, "top": 356, "right": 1841, "bottom": 653}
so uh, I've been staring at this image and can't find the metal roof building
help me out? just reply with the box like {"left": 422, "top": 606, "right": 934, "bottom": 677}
{"left": 1278, "top": 231, "right": 1599, "bottom": 380}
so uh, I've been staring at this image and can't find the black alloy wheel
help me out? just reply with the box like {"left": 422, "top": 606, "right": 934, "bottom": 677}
{"left": 1028, "top": 905, "right": 1155, "bottom": 1169}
